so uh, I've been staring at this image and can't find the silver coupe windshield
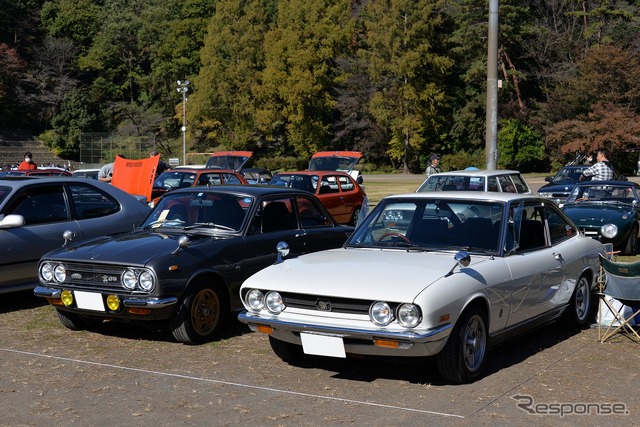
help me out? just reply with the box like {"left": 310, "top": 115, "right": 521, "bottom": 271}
{"left": 348, "top": 198, "right": 504, "bottom": 253}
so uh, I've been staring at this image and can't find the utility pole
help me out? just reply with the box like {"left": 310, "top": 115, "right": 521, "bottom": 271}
{"left": 177, "top": 80, "right": 190, "bottom": 166}
{"left": 485, "top": 0, "right": 499, "bottom": 170}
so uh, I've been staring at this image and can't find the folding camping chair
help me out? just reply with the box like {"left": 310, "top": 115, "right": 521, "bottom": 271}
{"left": 597, "top": 253, "right": 640, "bottom": 343}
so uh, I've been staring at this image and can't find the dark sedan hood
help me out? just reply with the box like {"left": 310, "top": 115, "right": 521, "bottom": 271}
{"left": 538, "top": 181, "right": 576, "bottom": 193}
{"left": 563, "top": 203, "right": 632, "bottom": 223}
{"left": 45, "top": 231, "right": 228, "bottom": 265}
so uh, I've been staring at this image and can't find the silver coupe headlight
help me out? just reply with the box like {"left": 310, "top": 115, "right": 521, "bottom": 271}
{"left": 397, "top": 303, "right": 421, "bottom": 328}
{"left": 265, "top": 291, "right": 285, "bottom": 314}
{"left": 53, "top": 264, "right": 66, "bottom": 282}
{"left": 122, "top": 269, "right": 137, "bottom": 290}
{"left": 601, "top": 223, "right": 618, "bottom": 239}
{"left": 383, "top": 210, "right": 403, "bottom": 221}
{"left": 138, "top": 271, "right": 155, "bottom": 292}
{"left": 40, "top": 262, "right": 54, "bottom": 282}
{"left": 370, "top": 301, "right": 393, "bottom": 326}
{"left": 246, "top": 289, "right": 265, "bottom": 311}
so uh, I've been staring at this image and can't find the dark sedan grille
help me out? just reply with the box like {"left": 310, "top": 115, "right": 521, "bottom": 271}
{"left": 282, "top": 292, "right": 374, "bottom": 315}
{"left": 58, "top": 262, "right": 132, "bottom": 293}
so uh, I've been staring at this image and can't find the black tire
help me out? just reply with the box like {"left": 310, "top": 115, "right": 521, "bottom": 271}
{"left": 436, "top": 306, "right": 488, "bottom": 384}
{"left": 624, "top": 225, "right": 638, "bottom": 255}
{"left": 350, "top": 206, "right": 362, "bottom": 226}
{"left": 269, "top": 336, "right": 305, "bottom": 365}
{"left": 56, "top": 309, "right": 103, "bottom": 330}
{"left": 562, "top": 275, "right": 593, "bottom": 327}
{"left": 170, "top": 280, "right": 228, "bottom": 344}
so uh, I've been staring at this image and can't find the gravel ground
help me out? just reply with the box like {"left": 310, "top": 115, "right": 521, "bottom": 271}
{"left": 1, "top": 291, "right": 638, "bottom": 426}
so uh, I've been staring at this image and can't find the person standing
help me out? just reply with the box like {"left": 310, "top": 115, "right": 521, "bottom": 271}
{"left": 98, "top": 154, "right": 126, "bottom": 183}
{"left": 580, "top": 148, "right": 613, "bottom": 181}
{"left": 425, "top": 154, "right": 441, "bottom": 177}
{"left": 18, "top": 152, "right": 37, "bottom": 170}
{"left": 150, "top": 150, "right": 170, "bottom": 177}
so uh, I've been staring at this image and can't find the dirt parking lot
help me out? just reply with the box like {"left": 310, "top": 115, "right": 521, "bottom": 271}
{"left": 1, "top": 291, "right": 637, "bottom": 426}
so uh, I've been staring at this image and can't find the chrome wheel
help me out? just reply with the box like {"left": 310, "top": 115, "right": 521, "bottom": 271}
{"left": 462, "top": 314, "right": 487, "bottom": 373}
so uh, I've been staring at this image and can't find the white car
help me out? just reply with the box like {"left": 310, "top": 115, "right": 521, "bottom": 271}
{"left": 238, "top": 192, "right": 604, "bottom": 383}
{"left": 417, "top": 169, "right": 531, "bottom": 194}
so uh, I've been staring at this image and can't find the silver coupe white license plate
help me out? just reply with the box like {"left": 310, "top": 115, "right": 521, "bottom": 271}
{"left": 300, "top": 333, "right": 346, "bottom": 358}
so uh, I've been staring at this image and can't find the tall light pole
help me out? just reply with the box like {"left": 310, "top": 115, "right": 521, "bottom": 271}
{"left": 485, "top": 0, "right": 499, "bottom": 170}
{"left": 177, "top": 80, "right": 190, "bottom": 165}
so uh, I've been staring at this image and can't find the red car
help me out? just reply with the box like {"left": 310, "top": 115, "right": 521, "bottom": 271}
{"left": 151, "top": 168, "right": 248, "bottom": 205}
{"left": 269, "top": 170, "right": 366, "bottom": 225}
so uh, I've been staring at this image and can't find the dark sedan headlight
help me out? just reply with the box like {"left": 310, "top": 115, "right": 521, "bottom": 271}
{"left": 122, "top": 268, "right": 156, "bottom": 292}
{"left": 537, "top": 192, "right": 552, "bottom": 198}
{"left": 39, "top": 262, "right": 66, "bottom": 283}
{"left": 601, "top": 223, "right": 618, "bottom": 239}
{"left": 39, "top": 262, "right": 55, "bottom": 282}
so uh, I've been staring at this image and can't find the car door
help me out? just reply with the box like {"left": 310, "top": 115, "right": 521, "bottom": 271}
{"left": 504, "top": 202, "right": 567, "bottom": 327}
{"left": 294, "top": 194, "right": 352, "bottom": 251}
{"left": 317, "top": 174, "right": 347, "bottom": 222}
{"left": 242, "top": 196, "right": 308, "bottom": 278}
{"left": 0, "top": 183, "right": 79, "bottom": 292}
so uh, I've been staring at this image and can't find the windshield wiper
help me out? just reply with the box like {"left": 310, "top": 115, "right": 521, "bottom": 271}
{"left": 143, "top": 218, "right": 186, "bottom": 230}
{"left": 184, "top": 222, "right": 235, "bottom": 231}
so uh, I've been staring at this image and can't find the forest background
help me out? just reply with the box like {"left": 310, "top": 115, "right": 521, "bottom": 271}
{"left": 2, "top": 0, "right": 640, "bottom": 174}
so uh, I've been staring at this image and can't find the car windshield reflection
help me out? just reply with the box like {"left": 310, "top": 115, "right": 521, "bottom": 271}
{"left": 347, "top": 199, "right": 504, "bottom": 253}
{"left": 142, "top": 192, "right": 250, "bottom": 232}
{"left": 566, "top": 184, "right": 637, "bottom": 204}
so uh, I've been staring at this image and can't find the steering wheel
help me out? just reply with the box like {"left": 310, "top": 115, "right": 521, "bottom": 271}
{"left": 378, "top": 231, "right": 411, "bottom": 243}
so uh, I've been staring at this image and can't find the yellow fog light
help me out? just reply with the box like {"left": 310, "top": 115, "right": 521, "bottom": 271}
{"left": 60, "top": 290, "right": 74, "bottom": 307}
{"left": 106, "top": 294, "right": 121, "bottom": 311}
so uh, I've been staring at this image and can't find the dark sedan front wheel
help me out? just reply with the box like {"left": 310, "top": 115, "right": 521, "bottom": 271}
{"left": 170, "top": 280, "right": 228, "bottom": 344}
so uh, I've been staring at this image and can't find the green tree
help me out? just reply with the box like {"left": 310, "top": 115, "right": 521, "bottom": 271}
{"left": 258, "top": 0, "right": 355, "bottom": 158}
{"left": 190, "top": 0, "right": 270, "bottom": 152}
{"left": 363, "top": 0, "right": 453, "bottom": 173}
{"left": 497, "top": 118, "right": 544, "bottom": 170}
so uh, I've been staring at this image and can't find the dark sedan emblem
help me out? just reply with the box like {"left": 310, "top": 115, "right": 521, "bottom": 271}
{"left": 315, "top": 299, "right": 332, "bottom": 311}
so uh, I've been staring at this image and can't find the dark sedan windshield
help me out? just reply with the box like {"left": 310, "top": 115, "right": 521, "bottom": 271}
{"left": 142, "top": 192, "right": 251, "bottom": 232}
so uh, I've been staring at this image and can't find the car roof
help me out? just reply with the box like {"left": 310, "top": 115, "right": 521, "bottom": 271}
{"left": 429, "top": 169, "right": 523, "bottom": 177}
{"left": 383, "top": 191, "right": 540, "bottom": 203}
{"left": 162, "top": 168, "right": 240, "bottom": 174}
{"left": 574, "top": 180, "right": 638, "bottom": 187}
{"left": 273, "top": 170, "right": 354, "bottom": 177}
{"left": 169, "top": 184, "right": 318, "bottom": 197}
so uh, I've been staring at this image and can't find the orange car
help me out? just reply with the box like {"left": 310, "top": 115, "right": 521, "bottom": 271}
{"left": 150, "top": 168, "right": 248, "bottom": 206}
{"left": 269, "top": 170, "right": 366, "bottom": 225}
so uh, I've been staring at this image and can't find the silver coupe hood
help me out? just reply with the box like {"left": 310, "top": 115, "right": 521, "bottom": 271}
{"left": 243, "top": 248, "right": 484, "bottom": 302}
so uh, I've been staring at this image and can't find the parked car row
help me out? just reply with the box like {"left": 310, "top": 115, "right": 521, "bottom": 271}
{"left": 2, "top": 165, "right": 627, "bottom": 384}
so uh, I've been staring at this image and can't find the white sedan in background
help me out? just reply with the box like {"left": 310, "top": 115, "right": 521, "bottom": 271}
{"left": 239, "top": 192, "right": 604, "bottom": 383}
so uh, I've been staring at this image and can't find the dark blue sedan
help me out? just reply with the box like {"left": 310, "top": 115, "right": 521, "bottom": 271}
{"left": 562, "top": 181, "right": 640, "bottom": 254}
